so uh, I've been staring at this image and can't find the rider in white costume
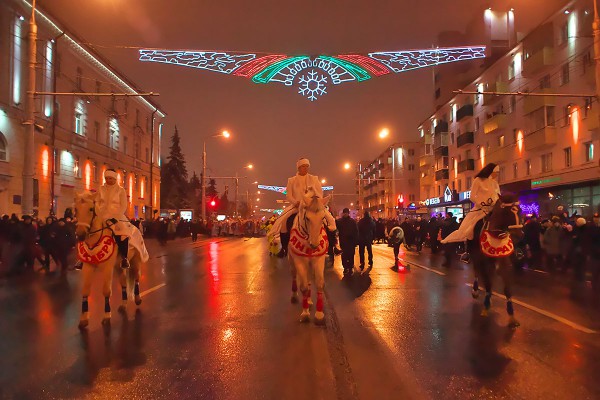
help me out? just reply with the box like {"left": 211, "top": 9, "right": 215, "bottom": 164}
{"left": 96, "top": 169, "right": 133, "bottom": 269}
{"left": 441, "top": 163, "right": 500, "bottom": 243}
{"left": 269, "top": 158, "right": 336, "bottom": 253}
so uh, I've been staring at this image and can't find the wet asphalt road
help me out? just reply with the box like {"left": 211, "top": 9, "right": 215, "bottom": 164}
{"left": 1, "top": 237, "right": 599, "bottom": 400}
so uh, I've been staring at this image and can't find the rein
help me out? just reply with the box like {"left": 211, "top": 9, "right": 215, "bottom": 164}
{"left": 76, "top": 200, "right": 110, "bottom": 245}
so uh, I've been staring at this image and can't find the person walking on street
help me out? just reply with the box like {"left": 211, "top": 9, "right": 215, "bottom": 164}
{"left": 388, "top": 225, "right": 405, "bottom": 266}
{"left": 337, "top": 208, "right": 358, "bottom": 276}
{"left": 357, "top": 211, "right": 376, "bottom": 270}
{"left": 414, "top": 216, "right": 426, "bottom": 253}
{"left": 441, "top": 212, "right": 459, "bottom": 267}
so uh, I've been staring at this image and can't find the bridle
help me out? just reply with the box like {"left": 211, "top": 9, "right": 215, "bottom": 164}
{"left": 296, "top": 202, "right": 326, "bottom": 248}
{"left": 75, "top": 199, "right": 107, "bottom": 238}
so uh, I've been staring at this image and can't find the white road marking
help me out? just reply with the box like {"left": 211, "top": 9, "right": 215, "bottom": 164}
{"left": 140, "top": 283, "right": 166, "bottom": 297}
{"left": 373, "top": 247, "right": 446, "bottom": 276}
{"left": 466, "top": 283, "right": 597, "bottom": 334}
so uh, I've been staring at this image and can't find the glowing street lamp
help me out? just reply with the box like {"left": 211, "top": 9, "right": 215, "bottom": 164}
{"left": 378, "top": 128, "right": 390, "bottom": 139}
{"left": 344, "top": 162, "right": 351, "bottom": 170}
{"left": 321, "top": 178, "right": 326, "bottom": 184}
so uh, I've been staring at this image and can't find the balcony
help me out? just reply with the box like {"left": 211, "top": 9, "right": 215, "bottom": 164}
{"left": 522, "top": 47, "right": 554, "bottom": 77}
{"left": 421, "top": 174, "right": 434, "bottom": 186}
{"left": 523, "top": 89, "right": 556, "bottom": 114}
{"left": 484, "top": 113, "right": 508, "bottom": 134}
{"left": 456, "top": 131, "right": 474, "bottom": 148}
{"left": 435, "top": 169, "right": 449, "bottom": 181}
{"left": 434, "top": 121, "right": 449, "bottom": 134}
{"left": 483, "top": 82, "right": 509, "bottom": 105}
{"left": 457, "top": 159, "right": 475, "bottom": 173}
{"left": 486, "top": 146, "right": 513, "bottom": 165}
{"left": 434, "top": 146, "right": 448, "bottom": 158}
{"left": 419, "top": 154, "right": 434, "bottom": 168}
{"left": 456, "top": 104, "right": 473, "bottom": 122}
{"left": 525, "top": 126, "right": 556, "bottom": 152}
{"left": 434, "top": 132, "right": 449, "bottom": 149}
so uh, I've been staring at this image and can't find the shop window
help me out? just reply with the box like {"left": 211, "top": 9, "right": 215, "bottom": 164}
{"left": 541, "top": 153, "right": 553, "bottom": 173}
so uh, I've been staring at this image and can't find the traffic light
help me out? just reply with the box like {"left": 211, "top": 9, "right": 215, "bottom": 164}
{"left": 210, "top": 200, "right": 216, "bottom": 207}
{"left": 397, "top": 194, "right": 404, "bottom": 209}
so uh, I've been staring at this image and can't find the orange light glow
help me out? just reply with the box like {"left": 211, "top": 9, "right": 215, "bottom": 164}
{"left": 480, "top": 147, "right": 486, "bottom": 167}
{"left": 128, "top": 175, "right": 134, "bottom": 203}
{"left": 140, "top": 177, "right": 145, "bottom": 199}
{"left": 84, "top": 162, "right": 91, "bottom": 190}
{"left": 154, "top": 183, "right": 158, "bottom": 206}
{"left": 517, "top": 130, "right": 524, "bottom": 155}
{"left": 101, "top": 165, "right": 107, "bottom": 184}
{"left": 117, "top": 171, "right": 123, "bottom": 186}
{"left": 41, "top": 147, "right": 49, "bottom": 179}
{"left": 453, "top": 158, "right": 458, "bottom": 178}
{"left": 572, "top": 107, "right": 580, "bottom": 144}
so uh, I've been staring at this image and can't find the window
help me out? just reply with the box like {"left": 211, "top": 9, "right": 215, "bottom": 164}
{"left": 466, "top": 149, "right": 472, "bottom": 159}
{"left": 123, "top": 136, "right": 128, "bottom": 154}
{"left": 54, "top": 149, "right": 59, "bottom": 174}
{"left": 525, "top": 159, "right": 531, "bottom": 176}
{"left": 76, "top": 67, "right": 83, "bottom": 90}
{"left": 451, "top": 132, "right": 455, "bottom": 145}
{"left": 546, "top": 106, "right": 556, "bottom": 127}
{"left": 95, "top": 80, "right": 101, "bottom": 100}
{"left": 540, "top": 74, "right": 551, "bottom": 89}
{"left": 498, "top": 166, "right": 505, "bottom": 182}
{"left": 564, "top": 147, "right": 572, "bottom": 167}
{"left": 559, "top": 22, "right": 568, "bottom": 45}
{"left": 75, "top": 112, "right": 83, "bottom": 135}
{"left": 135, "top": 109, "right": 140, "bottom": 126}
{"left": 585, "top": 142, "right": 594, "bottom": 162}
{"left": 408, "top": 164, "right": 415, "bottom": 171}
{"left": 560, "top": 63, "right": 570, "bottom": 85}
{"left": 43, "top": 41, "right": 53, "bottom": 117}
{"left": 93, "top": 121, "right": 100, "bottom": 143}
{"left": 583, "top": 51, "right": 593, "bottom": 74}
{"left": 109, "top": 118, "right": 119, "bottom": 150}
{"left": 408, "top": 149, "right": 415, "bottom": 156}
{"left": 541, "top": 153, "right": 553, "bottom": 173}
{"left": 466, "top": 177, "right": 472, "bottom": 189}
{"left": 74, "top": 156, "right": 81, "bottom": 178}
{"left": 508, "top": 95, "right": 516, "bottom": 114}
{"left": 508, "top": 61, "right": 515, "bottom": 80}
{"left": 135, "top": 142, "right": 140, "bottom": 159}
{"left": 475, "top": 117, "right": 480, "bottom": 132}
{"left": 13, "top": 17, "right": 23, "bottom": 105}
{"left": 409, "top": 194, "right": 416, "bottom": 202}
{"left": 0, "top": 132, "right": 8, "bottom": 161}
{"left": 458, "top": 179, "right": 462, "bottom": 192}
{"left": 498, "top": 135, "right": 505, "bottom": 147}
{"left": 564, "top": 106, "right": 572, "bottom": 126}
{"left": 513, "top": 162, "right": 518, "bottom": 179}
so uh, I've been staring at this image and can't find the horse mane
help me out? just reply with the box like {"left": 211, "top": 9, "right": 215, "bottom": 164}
{"left": 75, "top": 191, "right": 95, "bottom": 204}
{"left": 304, "top": 196, "right": 322, "bottom": 213}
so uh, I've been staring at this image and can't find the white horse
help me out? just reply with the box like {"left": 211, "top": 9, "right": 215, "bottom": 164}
{"left": 287, "top": 191, "right": 332, "bottom": 325}
{"left": 74, "top": 192, "right": 146, "bottom": 329}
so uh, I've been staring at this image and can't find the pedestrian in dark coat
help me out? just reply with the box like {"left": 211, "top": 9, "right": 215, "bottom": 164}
{"left": 336, "top": 208, "right": 358, "bottom": 276}
{"left": 441, "top": 213, "right": 459, "bottom": 267}
{"left": 523, "top": 215, "right": 542, "bottom": 269}
{"left": 357, "top": 211, "right": 376, "bottom": 270}
{"left": 413, "top": 216, "right": 427, "bottom": 253}
{"left": 427, "top": 217, "right": 441, "bottom": 254}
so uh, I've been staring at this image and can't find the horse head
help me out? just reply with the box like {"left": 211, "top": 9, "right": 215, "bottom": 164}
{"left": 300, "top": 190, "right": 331, "bottom": 249}
{"left": 74, "top": 191, "right": 96, "bottom": 240}
{"left": 488, "top": 193, "right": 523, "bottom": 241}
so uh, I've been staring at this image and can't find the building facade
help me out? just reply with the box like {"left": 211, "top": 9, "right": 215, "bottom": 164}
{"left": 0, "top": 0, "right": 165, "bottom": 219}
{"left": 419, "top": 0, "right": 600, "bottom": 219}
{"left": 356, "top": 142, "right": 420, "bottom": 219}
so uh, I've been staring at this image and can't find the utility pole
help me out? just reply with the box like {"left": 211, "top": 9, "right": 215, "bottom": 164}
{"left": 23, "top": 0, "right": 37, "bottom": 215}
{"left": 234, "top": 171, "right": 239, "bottom": 218}
{"left": 201, "top": 141, "right": 206, "bottom": 222}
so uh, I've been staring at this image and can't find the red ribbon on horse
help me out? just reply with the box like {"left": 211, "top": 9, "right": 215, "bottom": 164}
{"left": 77, "top": 235, "right": 116, "bottom": 264}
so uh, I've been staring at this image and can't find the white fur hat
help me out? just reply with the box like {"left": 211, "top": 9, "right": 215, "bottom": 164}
{"left": 297, "top": 158, "right": 310, "bottom": 168}
{"left": 493, "top": 165, "right": 500, "bottom": 173}
{"left": 104, "top": 169, "right": 118, "bottom": 179}
{"left": 576, "top": 217, "right": 586, "bottom": 227}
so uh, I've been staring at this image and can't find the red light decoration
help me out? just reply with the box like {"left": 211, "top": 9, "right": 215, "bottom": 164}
{"left": 336, "top": 54, "right": 390, "bottom": 76}
{"left": 233, "top": 54, "right": 288, "bottom": 78}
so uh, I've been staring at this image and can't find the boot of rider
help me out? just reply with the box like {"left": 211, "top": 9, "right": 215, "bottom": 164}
{"left": 118, "top": 237, "right": 130, "bottom": 269}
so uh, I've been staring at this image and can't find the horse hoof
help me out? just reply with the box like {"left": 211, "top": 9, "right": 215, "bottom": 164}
{"left": 134, "top": 296, "right": 142, "bottom": 306}
{"left": 290, "top": 294, "right": 298, "bottom": 304}
{"left": 314, "top": 317, "right": 326, "bottom": 326}
{"left": 299, "top": 310, "right": 310, "bottom": 323}
{"left": 471, "top": 290, "right": 479, "bottom": 299}
{"left": 118, "top": 304, "right": 127, "bottom": 313}
{"left": 78, "top": 319, "right": 89, "bottom": 330}
{"left": 480, "top": 309, "right": 489, "bottom": 317}
{"left": 101, "top": 318, "right": 111, "bottom": 326}
{"left": 508, "top": 317, "right": 520, "bottom": 328}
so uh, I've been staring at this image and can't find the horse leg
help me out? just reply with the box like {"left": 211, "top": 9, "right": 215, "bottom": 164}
{"left": 500, "top": 258, "right": 520, "bottom": 328}
{"left": 101, "top": 258, "right": 115, "bottom": 325}
{"left": 78, "top": 263, "right": 93, "bottom": 329}
{"left": 133, "top": 257, "right": 143, "bottom": 306}
{"left": 480, "top": 261, "right": 493, "bottom": 317}
{"left": 313, "top": 256, "right": 326, "bottom": 325}
{"left": 289, "top": 255, "right": 299, "bottom": 304}
{"left": 295, "top": 258, "right": 310, "bottom": 322}
{"left": 118, "top": 267, "right": 128, "bottom": 313}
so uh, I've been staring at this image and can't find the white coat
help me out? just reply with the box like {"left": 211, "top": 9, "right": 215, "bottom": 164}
{"left": 286, "top": 173, "right": 323, "bottom": 205}
{"left": 441, "top": 177, "right": 500, "bottom": 243}
{"left": 95, "top": 183, "right": 130, "bottom": 237}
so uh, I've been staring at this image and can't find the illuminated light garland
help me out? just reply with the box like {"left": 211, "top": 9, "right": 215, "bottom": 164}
{"left": 520, "top": 202, "right": 540, "bottom": 216}
{"left": 335, "top": 54, "right": 390, "bottom": 76}
{"left": 257, "top": 184, "right": 334, "bottom": 194}
{"left": 138, "top": 46, "right": 486, "bottom": 101}
{"left": 233, "top": 54, "right": 288, "bottom": 78}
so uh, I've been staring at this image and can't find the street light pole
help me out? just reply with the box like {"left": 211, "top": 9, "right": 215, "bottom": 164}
{"left": 23, "top": 0, "right": 37, "bottom": 215}
{"left": 201, "top": 140, "right": 207, "bottom": 222}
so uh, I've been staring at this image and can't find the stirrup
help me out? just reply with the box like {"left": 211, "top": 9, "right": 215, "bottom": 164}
{"left": 120, "top": 258, "right": 130, "bottom": 269}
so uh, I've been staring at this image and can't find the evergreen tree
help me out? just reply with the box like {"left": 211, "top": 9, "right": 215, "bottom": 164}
{"left": 219, "top": 188, "right": 230, "bottom": 215}
{"left": 161, "top": 126, "right": 190, "bottom": 209}
{"left": 188, "top": 171, "right": 201, "bottom": 215}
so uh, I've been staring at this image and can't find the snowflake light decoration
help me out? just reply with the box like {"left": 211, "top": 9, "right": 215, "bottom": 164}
{"left": 298, "top": 70, "right": 327, "bottom": 101}
{"left": 139, "top": 46, "right": 486, "bottom": 101}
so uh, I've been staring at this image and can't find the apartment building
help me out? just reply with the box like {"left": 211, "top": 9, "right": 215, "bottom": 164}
{"left": 0, "top": 0, "right": 165, "bottom": 218}
{"left": 419, "top": 0, "right": 600, "bottom": 219}
{"left": 356, "top": 142, "right": 420, "bottom": 219}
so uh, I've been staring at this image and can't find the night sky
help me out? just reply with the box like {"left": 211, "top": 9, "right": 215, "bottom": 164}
{"left": 44, "top": 0, "right": 565, "bottom": 210}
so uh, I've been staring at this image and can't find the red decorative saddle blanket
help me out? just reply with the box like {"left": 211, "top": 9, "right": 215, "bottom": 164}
{"left": 77, "top": 235, "right": 116, "bottom": 264}
{"left": 289, "top": 227, "right": 329, "bottom": 257}
{"left": 479, "top": 230, "right": 514, "bottom": 258}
